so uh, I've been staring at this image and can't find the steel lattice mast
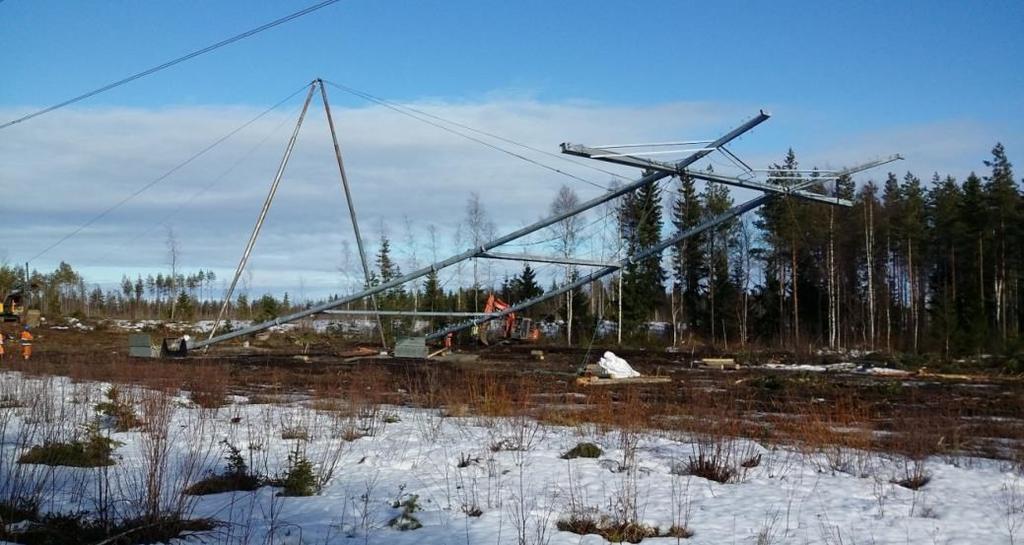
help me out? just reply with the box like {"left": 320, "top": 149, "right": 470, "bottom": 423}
{"left": 185, "top": 111, "right": 773, "bottom": 352}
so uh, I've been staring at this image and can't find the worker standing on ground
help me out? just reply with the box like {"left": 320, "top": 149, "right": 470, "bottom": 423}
{"left": 19, "top": 327, "right": 32, "bottom": 360}
{"left": 0, "top": 332, "right": 5, "bottom": 361}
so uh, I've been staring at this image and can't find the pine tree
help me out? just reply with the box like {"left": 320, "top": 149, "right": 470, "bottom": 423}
{"left": 983, "top": 143, "right": 1020, "bottom": 344}
{"left": 754, "top": 149, "right": 800, "bottom": 346}
{"left": 702, "top": 181, "right": 736, "bottom": 345}
{"left": 854, "top": 182, "right": 882, "bottom": 349}
{"left": 121, "top": 275, "right": 134, "bottom": 318}
{"left": 925, "top": 174, "right": 963, "bottom": 355}
{"left": 901, "top": 172, "right": 927, "bottom": 353}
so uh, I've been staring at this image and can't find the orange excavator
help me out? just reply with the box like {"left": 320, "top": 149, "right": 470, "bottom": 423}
{"left": 479, "top": 294, "right": 540, "bottom": 345}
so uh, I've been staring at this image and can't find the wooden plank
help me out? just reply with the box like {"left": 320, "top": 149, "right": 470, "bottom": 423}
{"left": 575, "top": 376, "right": 672, "bottom": 386}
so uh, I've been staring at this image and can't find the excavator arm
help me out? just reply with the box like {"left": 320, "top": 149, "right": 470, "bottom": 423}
{"left": 479, "top": 294, "right": 516, "bottom": 345}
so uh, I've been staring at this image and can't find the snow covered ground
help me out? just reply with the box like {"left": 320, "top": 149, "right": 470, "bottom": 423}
{"left": 0, "top": 371, "right": 1021, "bottom": 544}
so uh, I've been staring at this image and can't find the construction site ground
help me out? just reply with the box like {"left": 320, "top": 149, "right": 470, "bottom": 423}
{"left": 6, "top": 325, "right": 1024, "bottom": 464}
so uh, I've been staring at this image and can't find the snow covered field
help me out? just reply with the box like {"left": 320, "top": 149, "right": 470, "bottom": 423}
{"left": 0, "top": 371, "right": 1021, "bottom": 544}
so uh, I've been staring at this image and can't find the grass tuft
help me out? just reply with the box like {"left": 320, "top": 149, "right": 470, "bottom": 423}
{"left": 556, "top": 515, "right": 665, "bottom": 543}
{"left": 185, "top": 441, "right": 263, "bottom": 495}
{"left": 0, "top": 513, "right": 216, "bottom": 545}
{"left": 18, "top": 430, "right": 119, "bottom": 468}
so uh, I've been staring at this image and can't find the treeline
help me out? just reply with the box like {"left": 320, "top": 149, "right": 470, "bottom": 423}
{"left": 0, "top": 262, "right": 221, "bottom": 320}
{"left": 615, "top": 143, "right": 1021, "bottom": 357}
{"left": 0, "top": 261, "right": 320, "bottom": 323}
{"left": 0, "top": 241, "right": 559, "bottom": 328}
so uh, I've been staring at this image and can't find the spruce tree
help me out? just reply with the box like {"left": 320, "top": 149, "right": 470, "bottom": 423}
{"left": 375, "top": 235, "right": 404, "bottom": 306}
{"left": 671, "top": 173, "right": 705, "bottom": 338}
{"left": 959, "top": 172, "right": 989, "bottom": 351}
{"left": 618, "top": 174, "right": 665, "bottom": 332}
{"left": 511, "top": 263, "right": 543, "bottom": 302}
{"left": 925, "top": 174, "right": 963, "bottom": 355}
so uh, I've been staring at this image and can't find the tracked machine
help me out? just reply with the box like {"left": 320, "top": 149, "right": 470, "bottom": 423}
{"left": 478, "top": 294, "right": 540, "bottom": 345}
{"left": 0, "top": 283, "right": 41, "bottom": 328}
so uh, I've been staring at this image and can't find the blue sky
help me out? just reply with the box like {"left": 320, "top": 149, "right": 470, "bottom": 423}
{"left": 1, "top": 1, "right": 1022, "bottom": 296}
{"left": 4, "top": 1, "right": 1021, "bottom": 125}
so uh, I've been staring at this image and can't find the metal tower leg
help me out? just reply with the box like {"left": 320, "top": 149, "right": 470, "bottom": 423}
{"left": 207, "top": 82, "right": 317, "bottom": 342}
{"left": 318, "top": 80, "right": 388, "bottom": 350}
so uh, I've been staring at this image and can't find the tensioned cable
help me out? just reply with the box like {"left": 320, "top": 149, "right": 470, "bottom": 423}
{"left": 323, "top": 80, "right": 619, "bottom": 191}
{"left": 28, "top": 83, "right": 311, "bottom": 263}
{"left": 0, "top": 0, "right": 341, "bottom": 130}
{"left": 326, "top": 80, "right": 632, "bottom": 184}
{"left": 507, "top": 208, "right": 615, "bottom": 249}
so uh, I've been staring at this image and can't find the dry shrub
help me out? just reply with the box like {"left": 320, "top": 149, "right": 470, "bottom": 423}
{"left": 185, "top": 365, "right": 229, "bottom": 409}
{"left": 94, "top": 385, "right": 142, "bottom": 432}
{"left": 464, "top": 372, "right": 517, "bottom": 417}
{"left": 280, "top": 427, "right": 308, "bottom": 441}
{"left": 556, "top": 516, "right": 660, "bottom": 543}
{"left": 248, "top": 393, "right": 287, "bottom": 405}
{"left": 309, "top": 398, "right": 348, "bottom": 412}
{"left": 891, "top": 459, "right": 930, "bottom": 490}
{"left": 671, "top": 391, "right": 760, "bottom": 484}
{"left": 403, "top": 364, "right": 444, "bottom": 408}
{"left": 345, "top": 364, "right": 392, "bottom": 407}
{"left": 681, "top": 440, "right": 736, "bottom": 484}
{"left": 785, "top": 396, "right": 875, "bottom": 475}
{"left": 536, "top": 406, "right": 585, "bottom": 428}
{"left": 488, "top": 414, "right": 545, "bottom": 452}
{"left": 873, "top": 409, "right": 943, "bottom": 490}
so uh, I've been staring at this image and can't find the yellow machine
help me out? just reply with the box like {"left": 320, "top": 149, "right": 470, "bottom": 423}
{"left": 1, "top": 287, "right": 41, "bottom": 328}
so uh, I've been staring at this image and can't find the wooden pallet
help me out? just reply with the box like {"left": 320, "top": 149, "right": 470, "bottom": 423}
{"left": 575, "top": 375, "right": 672, "bottom": 386}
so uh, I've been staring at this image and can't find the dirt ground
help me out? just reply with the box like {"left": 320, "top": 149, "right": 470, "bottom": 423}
{"left": 5, "top": 326, "right": 1024, "bottom": 464}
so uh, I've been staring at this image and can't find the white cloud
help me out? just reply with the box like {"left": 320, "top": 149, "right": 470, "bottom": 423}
{"left": 1, "top": 98, "right": 1016, "bottom": 297}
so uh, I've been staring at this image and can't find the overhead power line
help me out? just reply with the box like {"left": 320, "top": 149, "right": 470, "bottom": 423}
{"left": 323, "top": 80, "right": 622, "bottom": 190}
{"left": 28, "top": 83, "right": 311, "bottom": 264}
{"left": 0, "top": 0, "right": 341, "bottom": 131}
{"left": 92, "top": 98, "right": 306, "bottom": 265}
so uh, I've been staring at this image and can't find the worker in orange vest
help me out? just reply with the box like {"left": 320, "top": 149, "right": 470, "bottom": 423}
{"left": 0, "top": 332, "right": 5, "bottom": 360}
{"left": 19, "top": 327, "right": 33, "bottom": 360}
